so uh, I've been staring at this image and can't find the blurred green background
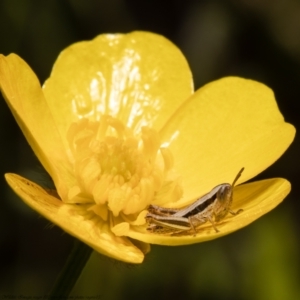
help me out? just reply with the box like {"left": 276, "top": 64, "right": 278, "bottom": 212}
{"left": 0, "top": 0, "right": 299, "bottom": 299}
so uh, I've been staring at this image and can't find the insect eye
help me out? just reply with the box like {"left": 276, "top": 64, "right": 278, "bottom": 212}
{"left": 218, "top": 185, "right": 231, "bottom": 200}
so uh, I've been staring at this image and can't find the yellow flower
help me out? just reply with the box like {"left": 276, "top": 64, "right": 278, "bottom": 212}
{"left": 0, "top": 32, "right": 295, "bottom": 263}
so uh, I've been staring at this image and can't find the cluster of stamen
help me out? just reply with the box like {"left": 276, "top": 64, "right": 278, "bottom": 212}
{"left": 65, "top": 115, "right": 182, "bottom": 234}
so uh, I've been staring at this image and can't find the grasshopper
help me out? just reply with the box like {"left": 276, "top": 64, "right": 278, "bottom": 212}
{"left": 146, "top": 168, "right": 244, "bottom": 235}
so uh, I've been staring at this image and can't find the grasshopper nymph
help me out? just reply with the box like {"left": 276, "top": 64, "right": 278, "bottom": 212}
{"left": 146, "top": 168, "right": 244, "bottom": 235}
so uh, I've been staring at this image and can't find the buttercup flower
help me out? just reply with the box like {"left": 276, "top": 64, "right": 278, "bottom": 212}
{"left": 0, "top": 32, "right": 295, "bottom": 263}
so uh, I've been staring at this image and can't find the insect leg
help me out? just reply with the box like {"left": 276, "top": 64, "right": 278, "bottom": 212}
{"left": 229, "top": 208, "right": 243, "bottom": 215}
{"left": 206, "top": 216, "right": 219, "bottom": 233}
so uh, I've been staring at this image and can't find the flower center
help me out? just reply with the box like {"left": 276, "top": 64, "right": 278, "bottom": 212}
{"left": 66, "top": 115, "right": 182, "bottom": 233}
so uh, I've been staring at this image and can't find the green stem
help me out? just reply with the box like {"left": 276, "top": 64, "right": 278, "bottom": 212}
{"left": 47, "top": 239, "right": 93, "bottom": 298}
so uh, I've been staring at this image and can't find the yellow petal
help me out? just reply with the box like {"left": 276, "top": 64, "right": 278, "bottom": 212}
{"left": 5, "top": 173, "right": 144, "bottom": 263}
{"left": 0, "top": 54, "right": 75, "bottom": 200}
{"left": 160, "top": 77, "right": 295, "bottom": 206}
{"left": 42, "top": 31, "right": 193, "bottom": 136}
{"left": 127, "top": 178, "right": 290, "bottom": 245}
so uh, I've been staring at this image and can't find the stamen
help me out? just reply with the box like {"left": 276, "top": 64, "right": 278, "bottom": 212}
{"left": 160, "top": 147, "right": 174, "bottom": 172}
{"left": 65, "top": 116, "right": 182, "bottom": 235}
{"left": 92, "top": 174, "right": 113, "bottom": 204}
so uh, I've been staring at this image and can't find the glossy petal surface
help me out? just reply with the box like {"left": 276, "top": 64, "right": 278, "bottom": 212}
{"left": 159, "top": 77, "right": 295, "bottom": 207}
{"left": 127, "top": 178, "right": 291, "bottom": 245}
{"left": 5, "top": 173, "right": 144, "bottom": 263}
{"left": 42, "top": 31, "right": 193, "bottom": 155}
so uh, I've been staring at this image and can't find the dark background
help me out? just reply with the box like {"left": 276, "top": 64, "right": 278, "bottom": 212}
{"left": 0, "top": 0, "right": 299, "bottom": 299}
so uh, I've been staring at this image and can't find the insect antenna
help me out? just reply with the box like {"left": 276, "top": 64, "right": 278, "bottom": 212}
{"left": 232, "top": 167, "right": 244, "bottom": 187}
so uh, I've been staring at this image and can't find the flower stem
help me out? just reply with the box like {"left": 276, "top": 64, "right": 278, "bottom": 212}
{"left": 47, "top": 239, "right": 93, "bottom": 298}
